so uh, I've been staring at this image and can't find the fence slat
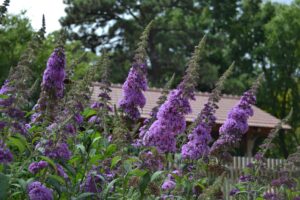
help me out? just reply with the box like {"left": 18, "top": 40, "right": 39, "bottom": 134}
{"left": 221, "top": 156, "right": 299, "bottom": 200}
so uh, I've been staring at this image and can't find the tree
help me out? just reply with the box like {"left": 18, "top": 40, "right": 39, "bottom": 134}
{"left": 61, "top": 0, "right": 241, "bottom": 89}
{"left": 0, "top": 13, "right": 33, "bottom": 83}
{"left": 256, "top": 1, "right": 300, "bottom": 157}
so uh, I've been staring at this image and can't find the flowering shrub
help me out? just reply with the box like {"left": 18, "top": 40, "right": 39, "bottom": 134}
{"left": 0, "top": 21, "right": 299, "bottom": 200}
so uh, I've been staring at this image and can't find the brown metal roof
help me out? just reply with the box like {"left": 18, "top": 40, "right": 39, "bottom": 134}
{"left": 91, "top": 83, "right": 290, "bottom": 129}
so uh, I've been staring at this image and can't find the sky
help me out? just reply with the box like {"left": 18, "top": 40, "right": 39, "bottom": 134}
{"left": 1, "top": 0, "right": 66, "bottom": 33}
{"left": 0, "top": 0, "right": 294, "bottom": 33}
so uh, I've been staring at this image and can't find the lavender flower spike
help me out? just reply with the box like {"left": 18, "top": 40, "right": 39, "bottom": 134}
{"left": 0, "top": 140, "right": 13, "bottom": 164}
{"left": 181, "top": 63, "right": 234, "bottom": 159}
{"left": 42, "top": 47, "right": 66, "bottom": 98}
{"left": 210, "top": 74, "right": 263, "bottom": 161}
{"left": 119, "top": 21, "right": 153, "bottom": 120}
{"left": 27, "top": 181, "right": 53, "bottom": 200}
{"left": 28, "top": 161, "right": 48, "bottom": 174}
{"left": 143, "top": 36, "right": 206, "bottom": 153}
{"left": 81, "top": 169, "right": 103, "bottom": 193}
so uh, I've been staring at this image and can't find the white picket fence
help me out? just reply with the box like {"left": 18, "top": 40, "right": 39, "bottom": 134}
{"left": 221, "top": 156, "right": 298, "bottom": 200}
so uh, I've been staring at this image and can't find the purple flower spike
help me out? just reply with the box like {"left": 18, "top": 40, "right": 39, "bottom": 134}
{"left": 0, "top": 121, "right": 6, "bottom": 130}
{"left": 44, "top": 141, "right": 71, "bottom": 160}
{"left": 210, "top": 90, "right": 256, "bottom": 158}
{"left": 229, "top": 188, "right": 240, "bottom": 196}
{"left": 162, "top": 179, "right": 176, "bottom": 191}
{"left": 143, "top": 89, "right": 191, "bottom": 153}
{"left": 0, "top": 80, "right": 13, "bottom": 95}
{"left": 28, "top": 161, "right": 48, "bottom": 174}
{"left": 74, "top": 113, "right": 84, "bottom": 124}
{"left": 81, "top": 169, "right": 103, "bottom": 193}
{"left": 119, "top": 63, "right": 147, "bottom": 120}
{"left": 27, "top": 181, "right": 53, "bottom": 200}
{"left": 65, "top": 124, "right": 76, "bottom": 135}
{"left": 42, "top": 47, "right": 66, "bottom": 98}
{"left": 239, "top": 175, "right": 253, "bottom": 182}
{"left": 56, "top": 164, "right": 69, "bottom": 180}
{"left": 181, "top": 102, "right": 217, "bottom": 159}
{"left": 88, "top": 116, "right": 101, "bottom": 124}
{"left": 0, "top": 140, "right": 13, "bottom": 164}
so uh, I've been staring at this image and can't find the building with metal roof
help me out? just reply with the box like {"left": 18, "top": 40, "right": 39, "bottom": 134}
{"left": 91, "top": 83, "right": 290, "bottom": 156}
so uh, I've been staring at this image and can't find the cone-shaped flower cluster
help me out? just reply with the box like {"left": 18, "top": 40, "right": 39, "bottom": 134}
{"left": 135, "top": 75, "right": 174, "bottom": 147}
{"left": 143, "top": 89, "right": 191, "bottom": 152}
{"left": 119, "top": 22, "right": 152, "bottom": 120}
{"left": 32, "top": 47, "right": 66, "bottom": 123}
{"left": 27, "top": 181, "right": 53, "bottom": 200}
{"left": 181, "top": 102, "right": 216, "bottom": 159}
{"left": 88, "top": 52, "right": 112, "bottom": 127}
{"left": 161, "top": 170, "right": 181, "bottom": 191}
{"left": 44, "top": 141, "right": 71, "bottom": 160}
{"left": 143, "top": 36, "right": 206, "bottom": 153}
{"left": 181, "top": 63, "right": 234, "bottom": 159}
{"left": 210, "top": 77, "right": 260, "bottom": 159}
{"left": 28, "top": 161, "right": 48, "bottom": 174}
{"left": 42, "top": 47, "right": 66, "bottom": 98}
{"left": 81, "top": 169, "right": 103, "bottom": 193}
{"left": 0, "top": 139, "right": 13, "bottom": 163}
{"left": 56, "top": 164, "right": 69, "bottom": 180}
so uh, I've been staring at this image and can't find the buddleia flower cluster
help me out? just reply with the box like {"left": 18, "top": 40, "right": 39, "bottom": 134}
{"left": 89, "top": 52, "right": 112, "bottom": 127}
{"left": 138, "top": 150, "right": 164, "bottom": 172}
{"left": 0, "top": 139, "right": 13, "bottom": 164}
{"left": 161, "top": 170, "right": 182, "bottom": 191}
{"left": 119, "top": 21, "right": 153, "bottom": 120}
{"left": 181, "top": 63, "right": 234, "bottom": 159}
{"left": 28, "top": 161, "right": 48, "bottom": 174}
{"left": 143, "top": 36, "right": 206, "bottom": 153}
{"left": 27, "top": 181, "right": 53, "bottom": 200}
{"left": 80, "top": 168, "right": 103, "bottom": 193}
{"left": 210, "top": 75, "right": 263, "bottom": 161}
{"left": 135, "top": 75, "right": 174, "bottom": 147}
{"left": 32, "top": 46, "right": 66, "bottom": 123}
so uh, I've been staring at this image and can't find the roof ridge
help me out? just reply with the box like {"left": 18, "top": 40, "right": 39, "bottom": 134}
{"left": 92, "top": 82, "right": 241, "bottom": 99}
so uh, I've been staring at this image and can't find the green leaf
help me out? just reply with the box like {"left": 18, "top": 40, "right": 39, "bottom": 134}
{"left": 92, "top": 136, "right": 101, "bottom": 145}
{"left": 46, "top": 175, "right": 66, "bottom": 194}
{"left": 7, "top": 135, "right": 28, "bottom": 153}
{"left": 102, "top": 178, "right": 119, "bottom": 198}
{"left": 76, "top": 144, "right": 86, "bottom": 154}
{"left": 150, "top": 171, "right": 164, "bottom": 182}
{"left": 74, "top": 192, "right": 95, "bottom": 200}
{"left": 0, "top": 173, "right": 9, "bottom": 199}
{"left": 255, "top": 198, "right": 264, "bottom": 200}
{"left": 139, "top": 172, "right": 151, "bottom": 197}
{"left": 128, "top": 169, "right": 147, "bottom": 177}
{"left": 123, "top": 160, "right": 132, "bottom": 172}
{"left": 0, "top": 94, "right": 9, "bottom": 99}
{"left": 111, "top": 156, "right": 121, "bottom": 169}
{"left": 10, "top": 191, "right": 23, "bottom": 198}
{"left": 82, "top": 108, "right": 97, "bottom": 118}
{"left": 89, "top": 155, "right": 103, "bottom": 164}
{"left": 105, "top": 144, "right": 117, "bottom": 156}
{"left": 48, "top": 174, "right": 65, "bottom": 185}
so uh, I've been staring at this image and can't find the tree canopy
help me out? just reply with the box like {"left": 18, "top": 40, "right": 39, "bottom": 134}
{"left": 61, "top": 0, "right": 300, "bottom": 157}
